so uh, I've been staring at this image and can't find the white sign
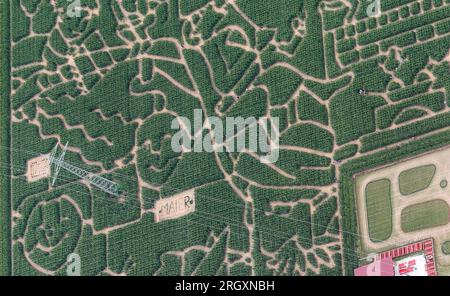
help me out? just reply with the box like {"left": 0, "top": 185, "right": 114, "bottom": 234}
{"left": 155, "top": 189, "right": 195, "bottom": 222}
{"left": 27, "top": 155, "right": 51, "bottom": 182}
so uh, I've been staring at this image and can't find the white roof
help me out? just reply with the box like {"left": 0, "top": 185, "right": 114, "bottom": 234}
{"left": 394, "top": 254, "right": 427, "bottom": 276}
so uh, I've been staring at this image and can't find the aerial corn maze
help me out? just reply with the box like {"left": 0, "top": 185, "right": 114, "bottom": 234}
{"left": 0, "top": 0, "right": 449, "bottom": 276}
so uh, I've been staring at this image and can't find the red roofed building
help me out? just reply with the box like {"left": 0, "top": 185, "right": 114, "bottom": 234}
{"left": 354, "top": 239, "right": 437, "bottom": 276}
{"left": 354, "top": 258, "right": 395, "bottom": 276}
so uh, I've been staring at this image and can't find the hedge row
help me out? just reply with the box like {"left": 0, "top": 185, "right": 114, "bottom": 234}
{"left": 376, "top": 92, "right": 444, "bottom": 129}
{"left": 362, "top": 110, "right": 450, "bottom": 152}
{"left": 358, "top": 5, "right": 450, "bottom": 46}
{"left": 334, "top": 144, "right": 358, "bottom": 161}
{"left": 0, "top": 0, "right": 11, "bottom": 275}
{"left": 394, "top": 108, "right": 427, "bottom": 124}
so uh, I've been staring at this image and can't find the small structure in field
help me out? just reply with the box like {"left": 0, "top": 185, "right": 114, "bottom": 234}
{"left": 27, "top": 155, "right": 51, "bottom": 182}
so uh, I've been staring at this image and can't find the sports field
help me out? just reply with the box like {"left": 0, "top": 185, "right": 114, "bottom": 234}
{"left": 401, "top": 199, "right": 449, "bottom": 232}
{"left": 398, "top": 164, "right": 436, "bottom": 195}
{"left": 0, "top": 0, "right": 449, "bottom": 276}
{"left": 365, "top": 179, "right": 392, "bottom": 242}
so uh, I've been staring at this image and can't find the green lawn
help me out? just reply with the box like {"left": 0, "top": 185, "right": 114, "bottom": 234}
{"left": 398, "top": 164, "right": 436, "bottom": 195}
{"left": 442, "top": 241, "right": 450, "bottom": 255}
{"left": 401, "top": 199, "right": 450, "bottom": 233}
{"left": 365, "top": 179, "right": 392, "bottom": 242}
